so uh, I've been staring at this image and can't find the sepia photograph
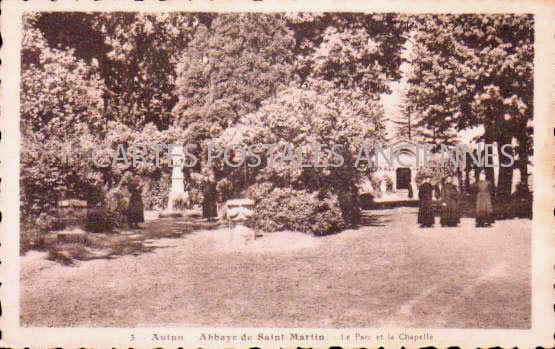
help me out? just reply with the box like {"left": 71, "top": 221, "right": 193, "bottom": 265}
{"left": 1, "top": 1, "right": 553, "bottom": 347}
{"left": 18, "top": 11, "right": 534, "bottom": 328}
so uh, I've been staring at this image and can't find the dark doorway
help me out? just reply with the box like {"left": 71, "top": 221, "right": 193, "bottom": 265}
{"left": 396, "top": 168, "right": 411, "bottom": 190}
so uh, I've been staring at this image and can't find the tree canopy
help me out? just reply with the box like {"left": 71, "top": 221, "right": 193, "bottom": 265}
{"left": 21, "top": 12, "right": 534, "bottom": 232}
{"left": 404, "top": 14, "right": 533, "bottom": 199}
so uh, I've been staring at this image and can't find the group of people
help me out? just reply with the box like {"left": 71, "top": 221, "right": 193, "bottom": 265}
{"left": 417, "top": 172, "right": 495, "bottom": 228}
{"left": 126, "top": 169, "right": 497, "bottom": 230}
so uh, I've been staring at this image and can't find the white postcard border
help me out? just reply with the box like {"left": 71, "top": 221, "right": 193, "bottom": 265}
{"left": 1, "top": 1, "right": 553, "bottom": 348}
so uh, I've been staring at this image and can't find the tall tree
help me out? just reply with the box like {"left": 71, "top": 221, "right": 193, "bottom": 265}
{"left": 289, "top": 13, "right": 406, "bottom": 94}
{"left": 394, "top": 83, "right": 458, "bottom": 146}
{"left": 22, "top": 12, "right": 410, "bottom": 227}
{"left": 95, "top": 13, "right": 199, "bottom": 130}
{"left": 21, "top": 14, "right": 106, "bottom": 217}
{"left": 36, "top": 12, "right": 198, "bottom": 131}
{"left": 405, "top": 14, "right": 533, "bottom": 199}
{"left": 214, "top": 82, "right": 386, "bottom": 227}
{"left": 391, "top": 104, "right": 415, "bottom": 141}
{"left": 172, "top": 13, "right": 296, "bottom": 149}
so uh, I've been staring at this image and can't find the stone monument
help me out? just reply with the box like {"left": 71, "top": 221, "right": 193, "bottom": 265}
{"left": 167, "top": 145, "right": 189, "bottom": 211}
{"left": 226, "top": 198, "right": 255, "bottom": 245}
{"left": 57, "top": 199, "right": 88, "bottom": 228}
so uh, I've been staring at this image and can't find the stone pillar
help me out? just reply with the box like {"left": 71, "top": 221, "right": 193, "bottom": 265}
{"left": 171, "top": 165, "right": 185, "bottom": 193}
{"left": 168, "top": 145, "right": 185, "bottom": 211}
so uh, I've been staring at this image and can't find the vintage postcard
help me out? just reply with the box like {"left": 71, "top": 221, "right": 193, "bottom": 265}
{"left": 1, "top": 0, "right": 553, "bottom": 347}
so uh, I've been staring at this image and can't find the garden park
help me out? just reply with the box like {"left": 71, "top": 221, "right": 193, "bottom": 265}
{"left": 20, "top": 13, "right": 533, "bottom": 327}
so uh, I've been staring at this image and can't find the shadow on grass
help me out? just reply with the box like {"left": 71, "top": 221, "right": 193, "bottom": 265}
{"left": 359, "top": 211, "right": 392, "bottom": 227}
{"left": 45, "top": 216, "right": 224, "bottom": 265}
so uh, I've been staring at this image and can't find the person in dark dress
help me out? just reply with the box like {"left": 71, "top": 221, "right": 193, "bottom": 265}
{"left": 127, "top": 175, "right": 144, "bottom": 228}
{"left": 475, "top": 172, "right": 494, "bottom": 227}
{"left": 202, "top": 170, "right": 218, "bottom": 222}
{"left": 440, "top": 176, "right": 460, "bottom": 227}
{"left": 417, "top": 177, "right": 435, "bottom": 227}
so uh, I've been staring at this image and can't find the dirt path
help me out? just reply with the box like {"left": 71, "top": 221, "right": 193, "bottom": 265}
{"left": 21, "top": 208, "right": 531, "bottom": 328}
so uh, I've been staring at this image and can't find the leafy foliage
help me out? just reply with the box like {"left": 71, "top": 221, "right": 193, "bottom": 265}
{"left": 21, "top": 12, "right": 532, "bottom": 239}
{"left": 21, "top": 14, "right": 106, "bottom": 223}
{"left": 212, "top": 83, "right": 386, "bottom": 228}
{"left": 405, "top": 14, "right": 533, "bottom": 199}
{"left": 247, "top": 184, "right": 346, "bottom": 235}
{"left": 172, "top": 13, "right": 296, "bottom": 146}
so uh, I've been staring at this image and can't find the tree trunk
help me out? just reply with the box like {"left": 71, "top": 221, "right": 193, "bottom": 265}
{"left": 518, "top": 154, "right": 529, "bottom": 191}
{"left": 456, "top": 166, "right": 464, "bottom": 191}
{"left": 496, "top": 140, "right": 514, "bottom": 203}
{"left": 483, "top": 120, "right": 496, "bottom": 198}
{"left": 336, "top": 148, "right": 360, "bottom": 227}
{"left": 516, "top": 134, "right": 531, "bottom": 193}
{"left": 463, "top": 153, "right": 471, "bottom": 192}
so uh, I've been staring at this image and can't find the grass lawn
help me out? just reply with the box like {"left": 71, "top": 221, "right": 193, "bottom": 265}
{"left": 20, "top": 207, "right": 531, "bottom": 328}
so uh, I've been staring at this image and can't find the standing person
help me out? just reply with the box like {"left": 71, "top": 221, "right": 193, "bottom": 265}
{"left": 202, "top": 169, "right": 218, "bottom": 222}
{"left": 417, "top": 177, "right": 434, "bottom": 228}
{"left": 475, "top": 172, "right": 494, "bottom": 227}
{"left": 440, "top": 176, "right": 460, "bottom": 227}
{"left": 127, "top": 175, "right": 144, "bottom": 229}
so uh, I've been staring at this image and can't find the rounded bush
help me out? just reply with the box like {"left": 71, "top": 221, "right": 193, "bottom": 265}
{"left": 248, "top": 184, "right": 347, "bottom": 235}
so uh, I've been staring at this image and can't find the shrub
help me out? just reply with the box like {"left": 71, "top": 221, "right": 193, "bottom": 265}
{"left": 85, "top": 188, "right": 128, "bottom": 233}
{"left": 21, "top": 211, "right": 65, "bottom": 254}
{"left": 37, "top": 210, "right": 66, "bottom": 232}
{"left": 335, "top": 185, "right": 361, "bottom": 227}
{"left": 143, "top": 174, "right": 170, "bottom": 210}
{"left": 188, "top": 187, "right": 203, "bottom": 207}
{"left": 85, "top": 208, "right": 116, "bottom": 233}
{"left": 248, "top": 184, "right": 347, "bottom": 235}
{"left": 20, "top": 224, "right": 43, "bottom": 254}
